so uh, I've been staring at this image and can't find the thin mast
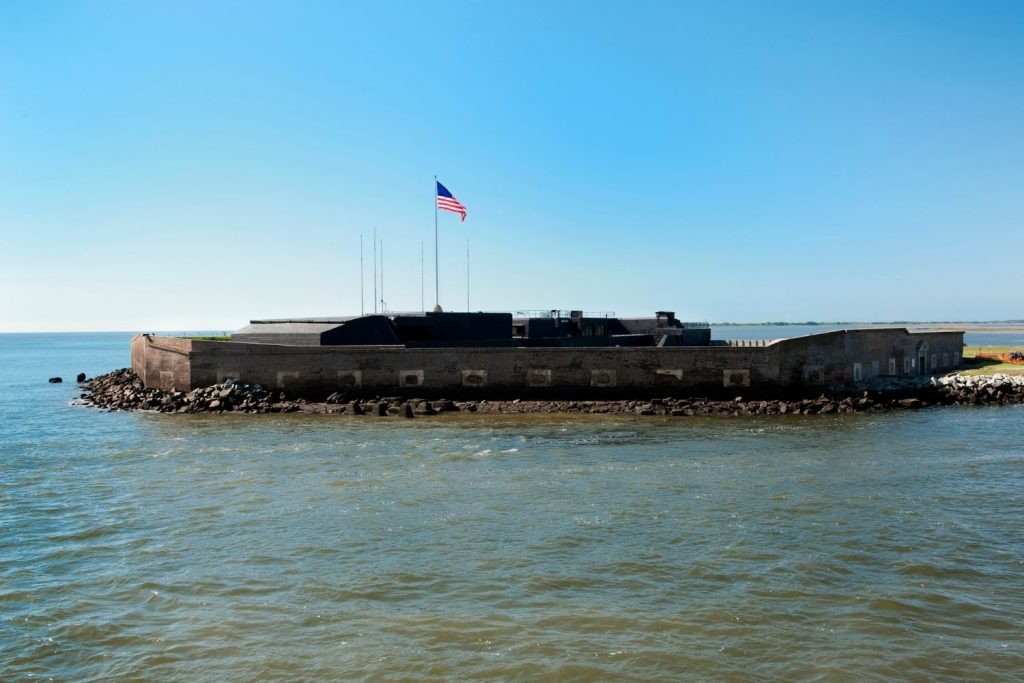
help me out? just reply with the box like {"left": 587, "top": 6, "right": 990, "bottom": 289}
{"left": 420, "top": 240, "right": 425, "bottom": 313}
{"left": 373, "top": 227, "right": 378, "bottom": 314}
{"left": 434, "top": 175, "right": 439, "bottom": 311}
{"left": 380, "top": 239, "right": 384, "bottom": 314}
{"left": 466, "top": 238, "right": 470, "bottom": 312}
{"left": 360, "top": 233, "right": 364, "bottom": 316}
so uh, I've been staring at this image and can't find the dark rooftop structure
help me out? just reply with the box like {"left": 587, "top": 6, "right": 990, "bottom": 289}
{"left": 232, "top": 310, "right": 711, "bottom": 348}
{"left": 511, "top": 310, "right": 710, "bottom": 347}
{"left": 232, "top": 316, "right": 400, "bottom": 346}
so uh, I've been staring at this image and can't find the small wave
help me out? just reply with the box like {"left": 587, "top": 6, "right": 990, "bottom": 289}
{"left": 441, "top": 448, "right": 496, "bottom": 461}
{"left": 46, "top": 526, "right": 117, "bottom": 543}
{"left": 327, "top": 479, "right": 368, "bottom": 487}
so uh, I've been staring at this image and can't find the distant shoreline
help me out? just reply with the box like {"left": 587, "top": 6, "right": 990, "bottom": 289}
{"left": 3, "top": 322, "right": 1024, "bottom": 335}
{"left": 712, "top": 323, "right": 1024, "bottom": 333}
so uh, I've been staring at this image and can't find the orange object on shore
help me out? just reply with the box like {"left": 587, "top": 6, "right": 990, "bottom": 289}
{"left": 976, "top": 351, "right": 1024, "bottom": 364}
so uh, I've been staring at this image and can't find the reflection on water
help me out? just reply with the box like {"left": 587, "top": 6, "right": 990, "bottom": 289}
{"left": 2, "top": 334, "right": 1023, "bottom": 680}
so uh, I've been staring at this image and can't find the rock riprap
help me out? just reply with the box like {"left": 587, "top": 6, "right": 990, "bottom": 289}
{"left": 80, "top": 369, "right": 306, "bottom": 414}
{"left": 933, "top": 373, "right": 1024, "bottom": 405}
{"left": 78, "top": 368, "right": 1024, "bottom": 416}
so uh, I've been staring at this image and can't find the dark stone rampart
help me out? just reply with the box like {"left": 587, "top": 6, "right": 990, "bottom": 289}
{"left": 130, "top": 328, "right": 964, "bottom": 400}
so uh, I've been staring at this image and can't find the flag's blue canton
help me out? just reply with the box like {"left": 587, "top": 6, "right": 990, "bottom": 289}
{"left": 436, "top": 181, "right": 454, "bottom": 198}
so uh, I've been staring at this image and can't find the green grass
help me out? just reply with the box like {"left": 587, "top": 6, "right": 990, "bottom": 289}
{"left": 963, "top": 345, "right": 1018, "bottom": 356}
{"left": 959, "top": 345, "right": 1024, "bottom": 376}
{"left": 183, "top": 335, "right": 232, "bottom": 342}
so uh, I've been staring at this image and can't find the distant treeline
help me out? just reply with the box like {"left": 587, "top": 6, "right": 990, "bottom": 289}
{"left": 711, "top": 321, "right": 1024, "bottom": 326}
{"left": 712, "top": 322, "right": 851, "bottom": 326}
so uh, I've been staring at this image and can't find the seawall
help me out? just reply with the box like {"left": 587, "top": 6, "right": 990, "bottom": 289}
{"left": 81, "top": 368, "right": 1024, "bottom": 415}
{"left": 131, "top": 328, "right": 965, "bottom": 400}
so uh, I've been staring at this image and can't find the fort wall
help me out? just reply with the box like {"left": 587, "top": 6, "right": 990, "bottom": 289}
{"left": 132, "top": 328, "right": 964, "bottom": 399}
{"left": 776, "top": 329, "right": 963, "bottom": 387}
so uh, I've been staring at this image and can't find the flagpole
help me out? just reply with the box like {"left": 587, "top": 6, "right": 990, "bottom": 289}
{"left": 360, "top": 233, "right": 364, "bottom": 316}
{"left": 433, "top": 175, "right": 440, "bottom": 312}
{"left": 466, "top": 238, "right": 470, "bottom": 312}
{"left": 373, "top": 227, "right": 378, "bottom": 315}
{"left": 420, "top": 240, "right": 425, "bottom": 313}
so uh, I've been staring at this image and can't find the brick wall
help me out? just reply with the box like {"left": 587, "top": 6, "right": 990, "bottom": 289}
{"left": 131, "top": 328, "right": 964, "bottom": 399}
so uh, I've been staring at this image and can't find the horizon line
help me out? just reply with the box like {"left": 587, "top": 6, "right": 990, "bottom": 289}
{"left": 2, "top": 320, "right": 1023, "bottom": 335}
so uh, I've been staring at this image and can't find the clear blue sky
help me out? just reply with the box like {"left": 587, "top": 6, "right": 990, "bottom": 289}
{"left": 2, "top": 0, "right": 1021, "bottom": 331}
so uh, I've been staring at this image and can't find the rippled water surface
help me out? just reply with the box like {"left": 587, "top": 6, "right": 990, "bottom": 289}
{"left": 2, "top": 333, "right": 1023, "bottom": 681}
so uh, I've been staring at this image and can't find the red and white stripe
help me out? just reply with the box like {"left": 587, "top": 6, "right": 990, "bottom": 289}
{"left": 437, "top": 196, "right": 467, "bottom": 221}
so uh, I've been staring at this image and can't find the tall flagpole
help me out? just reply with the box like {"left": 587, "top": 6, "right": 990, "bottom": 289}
{"left": 360, "top": 233, "right": 364, "bottom": 316}
{"left": 466, "top": 238, "right": 470, "bottom": 312}
{"left": 373, "top": 227, "right": 378, "bottom": 314}
{"left": 434, "top": 175, "right": 440, "bottom": 312}
{"left": 420, "top": 240, "right": 425, "bottom": 313}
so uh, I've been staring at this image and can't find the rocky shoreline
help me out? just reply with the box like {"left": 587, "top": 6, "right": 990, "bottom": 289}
{"left": 76, "top": 368, "right": 1024, "bottom": 417}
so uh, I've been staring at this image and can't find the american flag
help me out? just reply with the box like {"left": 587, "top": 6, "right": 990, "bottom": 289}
{"left": 436, "top": 181, "right": 467, "bottom": 221}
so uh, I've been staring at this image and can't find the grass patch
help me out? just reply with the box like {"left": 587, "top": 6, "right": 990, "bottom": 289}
{"left": 962, "top": 345, "right": 1019, "bottom": 357}
{"left": 183, "top": 335, "right": 232, "bottom": 342}
{"left": 959, "top": 345, "right": 1024, "bottom": 376}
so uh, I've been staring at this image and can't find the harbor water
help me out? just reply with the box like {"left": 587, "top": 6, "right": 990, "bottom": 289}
{"left": 2, "top": 332, "right": 1023, "bottom": 680}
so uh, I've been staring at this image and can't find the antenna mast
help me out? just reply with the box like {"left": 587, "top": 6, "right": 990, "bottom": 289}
{"left": 433, "top": 175, "right": 441, "bottom": 312}
{"left": 372, "top": 228, "right": 377, "bottom": 314}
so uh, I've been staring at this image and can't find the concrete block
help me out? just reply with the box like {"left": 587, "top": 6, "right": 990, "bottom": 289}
{"left": 462, "top": 369, "right": 487, "bottom": 387}
{"left": 723, "top": 369, "right": 750, "bottom": 387}
{"left": 399, "top": 369, "right": 424, "bottom": 388}
{"left": 526, "top": 369, "right": 552, "bottom": 387}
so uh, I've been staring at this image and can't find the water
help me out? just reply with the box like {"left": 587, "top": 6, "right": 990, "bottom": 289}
{"left": 2, "top": 333, "right": 1023, "bottom": 681}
